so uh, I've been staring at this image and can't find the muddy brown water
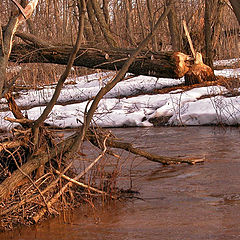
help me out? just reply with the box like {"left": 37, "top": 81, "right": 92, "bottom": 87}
{"left": 2, "top": 126, "right": 240, "bottom": 240}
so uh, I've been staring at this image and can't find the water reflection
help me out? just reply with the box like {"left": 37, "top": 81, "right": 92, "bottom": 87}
{"left": 1, "top": 126, "right": 240, "bottom": 240}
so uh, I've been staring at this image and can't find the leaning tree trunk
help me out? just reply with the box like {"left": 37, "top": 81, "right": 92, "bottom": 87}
{"left": 0, "top": 0, "right": 39, "bottom": 96}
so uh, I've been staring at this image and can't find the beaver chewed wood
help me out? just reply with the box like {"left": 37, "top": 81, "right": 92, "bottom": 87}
{"left": 184, "top": 52, "right": 215, "bottom": 86}
{"left": 7, "top": 31, "right": 191, "bottom": 79}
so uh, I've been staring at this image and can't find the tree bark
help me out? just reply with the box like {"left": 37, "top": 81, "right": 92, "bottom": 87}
{"left": 167, "top": 0, "right": 181, "bottom": 51}
{"left": 204, "top": 0, "right": 214, "bottom": 69}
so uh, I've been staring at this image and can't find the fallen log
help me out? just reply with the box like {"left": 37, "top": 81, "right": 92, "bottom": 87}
{"left": 8, "top": 32, "right": 190, "bottom": 79}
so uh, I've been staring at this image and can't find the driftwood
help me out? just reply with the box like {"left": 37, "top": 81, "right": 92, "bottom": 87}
{"left": 0, "top": 163, "right": 72, "bottom": 217}
{"left": 0, "top": 130, "right": 77, "bottom": 200}
{"left": 9, "top": 34, "right": 190, "bottom": 79}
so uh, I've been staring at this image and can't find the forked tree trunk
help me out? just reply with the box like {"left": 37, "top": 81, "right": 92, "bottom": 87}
{"left": 86, "top": 0, "right": 102, "bottom": 42}
{"left": 90, "top": 0, "right": 118, "bottom": 47}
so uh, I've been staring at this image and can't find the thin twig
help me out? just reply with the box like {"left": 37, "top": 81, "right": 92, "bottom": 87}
{"left": 54, "top": 169, "right": 116, "bottom": 199}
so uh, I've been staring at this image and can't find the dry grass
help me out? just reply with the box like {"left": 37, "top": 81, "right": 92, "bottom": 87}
{"left": 7, "top": 63, "right": 97, "bottom": 91}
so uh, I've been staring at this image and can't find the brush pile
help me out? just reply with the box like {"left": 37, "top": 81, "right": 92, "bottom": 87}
{"left": 0, "top": 124, "right": 120, "bottom": 231}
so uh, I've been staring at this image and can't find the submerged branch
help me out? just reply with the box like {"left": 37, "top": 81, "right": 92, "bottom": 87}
{"left": 86, "top": 130, "right": 204, "bottom": 165}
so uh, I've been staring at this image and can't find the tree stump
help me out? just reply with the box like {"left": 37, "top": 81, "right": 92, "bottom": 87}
{"left": 184, "top": 52, "right": 215, "bottom": 86}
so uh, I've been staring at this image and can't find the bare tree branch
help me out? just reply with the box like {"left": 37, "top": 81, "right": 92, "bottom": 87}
{"left": 33, "top": 0, "right": 87, "bottom": 131}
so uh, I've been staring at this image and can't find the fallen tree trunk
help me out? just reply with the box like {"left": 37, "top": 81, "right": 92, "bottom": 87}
{"left": 9, "top": 35, "right": 190, "bottom": 79}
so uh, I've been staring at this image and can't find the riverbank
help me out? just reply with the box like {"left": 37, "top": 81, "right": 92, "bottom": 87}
{"left": 1, "top": 64, "right": 240, "bottom": 131}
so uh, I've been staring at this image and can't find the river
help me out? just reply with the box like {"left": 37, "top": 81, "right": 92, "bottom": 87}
{"left": 2, "top": 126, "right": 240, "bottom": 240}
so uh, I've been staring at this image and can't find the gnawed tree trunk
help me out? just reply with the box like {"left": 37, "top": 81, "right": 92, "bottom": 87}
{"left": 184, "top": 52, "right": 215, "bottom": 85}
{"left": 9, "top": 38, "right": 190, "bottom": 78}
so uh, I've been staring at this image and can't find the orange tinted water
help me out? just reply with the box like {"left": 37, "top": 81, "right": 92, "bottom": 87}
{"left": 2, "top": 126, "right": 240, "bottom": 240}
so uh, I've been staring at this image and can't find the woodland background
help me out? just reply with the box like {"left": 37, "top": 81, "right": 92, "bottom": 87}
{"left": 1, "top": 0, "right": 239, "bottom": 86}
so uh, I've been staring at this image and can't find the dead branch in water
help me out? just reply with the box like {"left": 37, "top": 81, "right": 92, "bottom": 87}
{"left": 86, "top": 128, "right": 204, "bottom": 165}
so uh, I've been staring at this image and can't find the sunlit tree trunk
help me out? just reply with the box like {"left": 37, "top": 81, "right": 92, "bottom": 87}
{"left": 0, "top": 0, "right": 39, "bottom": 95}
{"left": 211, "top": 0, "right": 224, "bottom": 50}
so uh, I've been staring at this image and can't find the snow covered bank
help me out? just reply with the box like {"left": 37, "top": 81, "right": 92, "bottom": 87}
{"left": 0, "top": 72, "right": 184, "bottom": 109}
{"left": 1, "top": 68, "right": 240, "bottom": 130}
